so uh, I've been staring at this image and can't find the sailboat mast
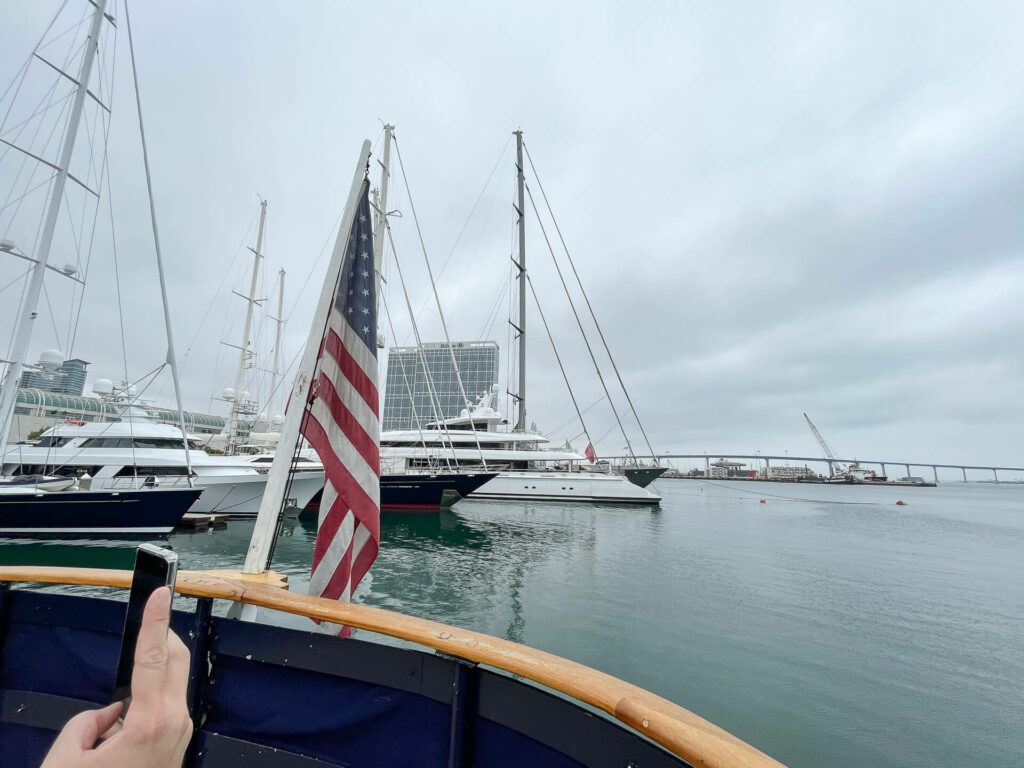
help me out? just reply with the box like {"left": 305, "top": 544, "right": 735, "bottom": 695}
{"left": 271, "top": 268, "right": 285, "bottom": 416}
{"left": 0, "top": 0, "right": 107, "bottom": 446}
{"left": 514, "top": 130, "right": 527, "bottom": 431}
{"left": 372, "top": 124, "right": 393, "bottom": 320}
{"left": 228, "top": 199, "right": 267, "bottom": 452}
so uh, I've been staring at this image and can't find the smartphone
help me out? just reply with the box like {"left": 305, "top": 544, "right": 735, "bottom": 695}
{"left": 113, "top": 543, "right": 178, "bottom": 702}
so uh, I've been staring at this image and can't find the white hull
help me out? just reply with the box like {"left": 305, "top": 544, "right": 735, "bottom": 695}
{"left": 469, "top": 470, "right": 660, "bottom": 504}
{"left": 187, "top": 471, "right": 324, "bottom": 517}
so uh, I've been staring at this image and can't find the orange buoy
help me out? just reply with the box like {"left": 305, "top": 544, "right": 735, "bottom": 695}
{"left": 760, "top": 499, "right": 766, "bottom": 504}
{"left": 896, "top": 500, "right": 907, "bottom": 506}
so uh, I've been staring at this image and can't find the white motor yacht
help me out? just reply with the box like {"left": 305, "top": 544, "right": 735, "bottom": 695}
{"left": 1, "top": 419, "right": 324, "bottom": 517}
{"left": 381, "top": 391, "right": 660, "bottom": 505}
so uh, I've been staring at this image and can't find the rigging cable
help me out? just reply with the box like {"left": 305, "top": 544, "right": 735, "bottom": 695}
{"left": 526, "top": 273, "right": 593, "bottom": 461}
{"left": 524, "top": 142, "right": 659, "bottom": 465}
{"left": 393, "top": 135, "right": 488, "bottom": 468}
{"left": 125, "top": 0, "right": 192, "bottom": 480}
{"left": 381, "top": 291, "right": 448, "bottom": 470}
{"left": 522, "top": 177, "right": 636, "bottom": 465}
{"left": 385, "top": 223, "right": 460, "bottom": 469}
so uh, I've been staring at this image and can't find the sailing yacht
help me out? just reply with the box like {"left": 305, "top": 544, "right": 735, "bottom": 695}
{"left": 381, "top": 131, "right": 660, "bottom": 505}
{"left": 381, "top": 389, "right": 661, "bottom": 504}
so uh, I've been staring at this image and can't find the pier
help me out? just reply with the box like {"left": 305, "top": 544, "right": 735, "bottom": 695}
{"left": 615, "top": 454, "right": 1024, "bottom": 483}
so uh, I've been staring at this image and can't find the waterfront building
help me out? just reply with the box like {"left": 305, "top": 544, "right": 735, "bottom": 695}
{"left": 17, "top": 351, "right": 89, "bottom": 396}
{"left": 707, "top": 459, "right": 756, "bottom": 479}
{"left": 6, "top": 388, "right": 231, "bottom": 443}
{"left": 765, "top": 464, "right": 816, "bottom": 480}
{"left": 382, "top": 341, "right": 499, "bottom": 431}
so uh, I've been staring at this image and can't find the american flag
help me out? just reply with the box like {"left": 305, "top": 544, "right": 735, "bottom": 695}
{"left": 305, "top": 180, "right": 380, "bottom": 611}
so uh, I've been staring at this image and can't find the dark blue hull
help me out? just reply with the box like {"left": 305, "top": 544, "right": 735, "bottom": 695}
{"left": 0, "top": 488, "right": 202, "bottom": 535}
{"left": 305, "top": 472, "right": 499, "bottom": 515}
{"left": 623, "top": 467, "right": 669, "bottom": 488}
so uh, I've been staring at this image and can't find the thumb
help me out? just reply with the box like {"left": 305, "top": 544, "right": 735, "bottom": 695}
{"left": 43, "top": 702, "right": 124, "bottom": 760}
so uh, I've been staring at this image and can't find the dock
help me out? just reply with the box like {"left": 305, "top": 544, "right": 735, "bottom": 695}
{"left": 176, "top": 513, "right": 229, "bottom": 531}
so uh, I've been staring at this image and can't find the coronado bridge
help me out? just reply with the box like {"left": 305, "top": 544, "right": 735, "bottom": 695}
{"left": 612, "top": 454, "right": 1024, "bottom": 483}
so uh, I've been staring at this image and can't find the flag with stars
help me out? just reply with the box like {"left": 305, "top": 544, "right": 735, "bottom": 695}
{"left": 305, "top": 180, "right": 380, "bottom": 618}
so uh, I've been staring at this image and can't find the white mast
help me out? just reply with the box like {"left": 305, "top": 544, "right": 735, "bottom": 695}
{"left": 270, "top": 268, "right": 285, "bottom": 417}
{"left": 0, "top": 0, "right": 107, "bottom": 447}
{"left": 243, "top": 141, "right": 371, "bottom": 575}
{"left": 227, "top": 198, "right": 267, "bottom": 453}
{"left": 372, "top": 124, "right": 393, "bottom": 322}
{"left": 513, "top": 130, "right": 527, "bottom": 431}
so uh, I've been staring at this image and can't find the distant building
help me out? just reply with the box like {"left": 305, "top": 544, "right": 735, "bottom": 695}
{"left": 765, "top": 464, "right": 816, "bottom": 480}
{"left": 383, "top": 341, "right": 499, "bottom": 431}
{"left": 18, "top": 350, "right": 89, "bottom": 396}
{"left": 707, "top": 459, "right": 756, "bottom": 479}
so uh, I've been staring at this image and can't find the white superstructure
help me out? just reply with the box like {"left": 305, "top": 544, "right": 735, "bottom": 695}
{"left": 381, "top": 391, "right": 660, "bottom": 505}
{"left": 1, "top": 419, "right": 323, "bottom": 517}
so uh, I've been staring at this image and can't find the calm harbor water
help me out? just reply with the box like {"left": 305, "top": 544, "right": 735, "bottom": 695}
{"left": 2, "top": 478, "right": 1022, "bottom": 768}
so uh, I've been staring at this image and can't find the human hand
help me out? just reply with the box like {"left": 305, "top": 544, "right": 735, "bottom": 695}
{"left": 41, "top": 587, "right": 193, "bottom": 768}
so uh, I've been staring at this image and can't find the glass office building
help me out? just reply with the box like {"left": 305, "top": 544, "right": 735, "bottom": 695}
{"left": 19, "top": 357, "right": 89, "bottom": 396}
{"left": 383, "top": 341, "right": 499, "bottom": 430}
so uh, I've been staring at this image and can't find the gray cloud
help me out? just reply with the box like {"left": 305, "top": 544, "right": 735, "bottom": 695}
{"left": 1, "top": 0, "right": 1021, "bottom": 470}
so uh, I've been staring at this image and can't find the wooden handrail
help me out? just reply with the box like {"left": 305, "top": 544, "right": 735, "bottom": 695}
{"left": 0, "top": 566, "right": 785, "bottom": 768}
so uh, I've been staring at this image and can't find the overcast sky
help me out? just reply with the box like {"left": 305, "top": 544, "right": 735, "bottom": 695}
{"left": 1, "top": 0, "right": 1023, "bottom": 471}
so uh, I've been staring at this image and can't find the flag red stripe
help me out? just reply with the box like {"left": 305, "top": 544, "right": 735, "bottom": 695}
{"left": 324, "top": 329, "right": 379, "bottom": 417}
{"left": 304, "top": 414, "right": 380, "bottom": 547}
{"left": 315, "top": 372, "right": 379, "bottom": 476}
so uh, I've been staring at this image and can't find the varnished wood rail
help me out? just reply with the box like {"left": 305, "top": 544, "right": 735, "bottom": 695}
{"left": 0, "top": 566, "right": 785, "bottom": 768}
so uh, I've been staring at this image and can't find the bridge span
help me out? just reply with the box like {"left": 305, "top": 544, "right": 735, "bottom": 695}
{"left": 615, "top": 454, "right": 1024, "bottom": 482}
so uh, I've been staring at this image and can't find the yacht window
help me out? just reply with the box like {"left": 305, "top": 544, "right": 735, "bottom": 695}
{"left": 35, "top": 436, "right": 71, "bottom": 448}
{"left": 114, "top": 466, "right": 189, "bottom": 477}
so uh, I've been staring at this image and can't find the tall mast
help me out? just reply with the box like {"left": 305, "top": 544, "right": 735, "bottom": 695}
{"left": 514, "top": 129, "right": 527, "bottom": 431}
{"left": 372, "top": 124, "right": 393, "bottom": 324}
{"left": 270, "top": 268, "right": 285, "bottom": 417}
{"left": 227, "top": 198, "right": 267, "bottom": 453}
{"left": 0, "top": 0, "right": 108, "bottom": 446}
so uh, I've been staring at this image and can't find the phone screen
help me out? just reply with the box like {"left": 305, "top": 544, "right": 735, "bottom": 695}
{"left": 113, "top": 544, "right": 178, "bottom": 702}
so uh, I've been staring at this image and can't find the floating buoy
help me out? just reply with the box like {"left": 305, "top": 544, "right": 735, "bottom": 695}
{"left": 760, "top": 499, "right": 766, "bottom": 504}
{"left": 896, "top": 500, "right": 907, "bottom": 506}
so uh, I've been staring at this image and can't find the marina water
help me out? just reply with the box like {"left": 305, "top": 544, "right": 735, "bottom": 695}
{"left": 2, "top": 479, "right": 1021, "bottom": 768}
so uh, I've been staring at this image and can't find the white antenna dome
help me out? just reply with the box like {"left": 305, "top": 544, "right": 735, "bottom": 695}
{"left": 0, "top": 238, "right": 16, "bottom": 252}
{"left": 39, "top": 349, "right": 64, "bottom": 367}
{"left": 271, "top": 414, "right": 284, "bottom": 426}
{"left": 126, "top": 385, "right": 139, "bottom": 398}
{"left": 61, "top": 263, "right": 78, "bottom": 277}
{"left": 240, "top": 390, "right": 251, "bottom": 402}
{"left": 491, "top": 384, "right": 500, "bottom": 394}
{"left": 256, "top": 412, "right": 268, "bottom": 423}
{"left": 222, "top": 387, "right": 236, "bottom": 401}
{"left": 92, "top": 378, "right": 113, "bottom": 395}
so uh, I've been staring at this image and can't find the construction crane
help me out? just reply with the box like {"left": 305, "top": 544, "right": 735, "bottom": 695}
{"left": 803, "top": 413, "right": 845, "bottom": 478}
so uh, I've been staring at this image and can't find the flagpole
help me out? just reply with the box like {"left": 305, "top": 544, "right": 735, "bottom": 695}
{"left": 243, "top": 140, "right": 372, "bottom": 575}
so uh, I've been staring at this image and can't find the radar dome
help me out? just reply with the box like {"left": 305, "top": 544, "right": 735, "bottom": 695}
{"left": 491, "top": 384, "right": 500, "bottom": 393}
{"left": 240, "top": 391, "right": 251, "bottom": 402}
{"left": 126, "top": 385, "right": 139, "bottom": 398}
{"left": 222, "top": 387, "right": 236, "bottom": 401}
{"left": 92, "top": 378, "right": 113, "bottom": 395}
{"left": 39, "top": 349, "right": 64, "bottom": 367}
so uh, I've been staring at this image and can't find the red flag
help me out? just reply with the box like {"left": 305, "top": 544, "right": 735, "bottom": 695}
{"left": 306, "top": 181, "right": 380, "bottom": 619}
{"left": 585, "top": 442, "right": 597, "bottom": 464}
